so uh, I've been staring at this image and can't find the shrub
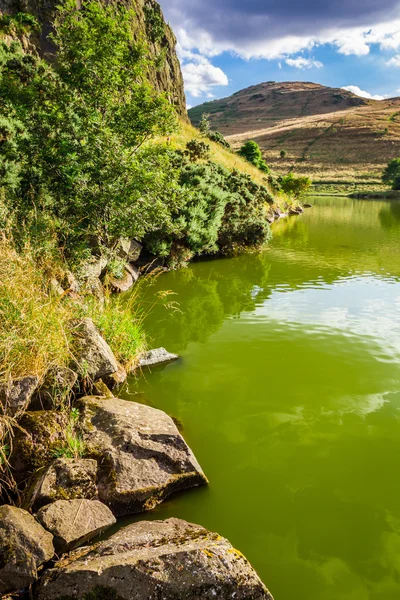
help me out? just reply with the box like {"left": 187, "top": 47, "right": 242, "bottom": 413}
{"left": 279, "top": 172, "right": 312, "bottom": 198}
{"left": 238, "top": 140, "right": 270, "bottom": 173}
{"left": 280, "top": 149, "right": 287, "bottom": 159}
{"left": 185, "top": 139, "right": 211, "bottom": 162}
{"left": 208, "top": 130, "right": 231, "bottom": 148}
{"left": 382, "top": 158, "right": 400, "bottom": 189}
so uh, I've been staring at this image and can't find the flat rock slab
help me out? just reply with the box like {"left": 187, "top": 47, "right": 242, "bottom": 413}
{"left": 36, "top": 499, "right": 116, "bottom": 553}
{"left": 79, "top": 396, "right": 207, "bottom": 516}
{"left": 138, "top": 347, "right": 178, "bottom": 368}
{"left": 23, "top": 458, "right": 98, "bottom": 512}
{"left": 37, "top": 518, "right": 273, "bottom": 600}
{"left": 0, "top": 505, "right": 54, "bottom": 594}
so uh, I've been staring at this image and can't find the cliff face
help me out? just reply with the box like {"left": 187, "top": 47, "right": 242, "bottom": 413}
{"left": 0, "top": 0, "right": 188, "bottom": 119}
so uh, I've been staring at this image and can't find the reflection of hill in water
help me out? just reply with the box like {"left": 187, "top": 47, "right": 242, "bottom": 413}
{"left": 142, "top": 198, "right": 400, "bottom": 351}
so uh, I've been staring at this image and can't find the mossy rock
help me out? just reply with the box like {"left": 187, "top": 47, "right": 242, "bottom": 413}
{"left": 10, "top": 410, "right": 69, "bottom": 484}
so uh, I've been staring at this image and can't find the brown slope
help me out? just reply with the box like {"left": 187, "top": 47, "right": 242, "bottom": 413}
{"left": 189, "top": 82, "right": 400, "bottom": 190}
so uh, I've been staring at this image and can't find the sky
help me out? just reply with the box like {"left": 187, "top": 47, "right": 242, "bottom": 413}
{"left": 158, "top": 0, "right": 400, "bottom": 108}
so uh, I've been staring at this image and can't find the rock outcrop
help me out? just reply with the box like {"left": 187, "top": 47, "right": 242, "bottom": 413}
{"left": 37, "top": 518, "right": 273, "bottom": 600}
{"left": 138, "top": 347, "right": 179, "bottom": 368}
{"left": 0, "top": 0, "right": 188, "bottom": 119}
{"left": 36, "top": 499, "right": 116, "bottom": 553}
{"left": 79, "top": 396, "right": 207, "bottom": 515}
{"left": 23, "top": 458, "right": 98, "bottom": 512}
{"left": 0, "top": 505, "right": 54, "bottom": 594}
{"left": 71, "top": 318, "right": 118, "bottom": 382}
{"left": 0, "top": 375, "right": 38, "bottom": 416}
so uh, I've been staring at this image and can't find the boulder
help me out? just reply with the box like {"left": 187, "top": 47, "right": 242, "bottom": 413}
{"left": 303, "top": 203, "right": 313, "bottom": 208}
{"left": 0, "top": 376, "right": 39, "bottom": 417}
{"left": 36, "top": 499, "right": 116, "bottom": 553}
{"left": 71, "top": 318, "right": 118, "bottom": 381}
{"left": 78, "top": 396, "right": 207, "bottom": 516}
{"left": 0, "top": 505, "right": 54, "bottom": 595}
{"left": 37, "top": 518, "right": 273, "bottom": 600}
{"left": 108, "top": 264, "right": 139, "bottom": 294}
{"left": 10, "top": 410, "right": 69, "bottom": 483}
{"left": 29, "top": 367, "right": 78, "bottom": 411}
{"left": 137, "top": 347, "right": 179, "bottom": 369}
{"left": 117, "top": 238, "right": 142, "bottom": 263}
{"left": 23, "top": 458, "right": 98, "bottom": 512}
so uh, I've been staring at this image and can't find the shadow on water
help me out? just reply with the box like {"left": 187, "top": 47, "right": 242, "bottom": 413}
{"left": 120, "top": 197, "right": 400, "bottom": 600}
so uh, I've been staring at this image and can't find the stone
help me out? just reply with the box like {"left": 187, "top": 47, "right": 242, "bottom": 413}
{"left": 23, "top": 458, "right": 98, "bottom": 512}
{"left": 117, "top": 238, "right": 142, "bottom": 263}
{"left": 0, "top": 505, "right": 54, "bottom": 595}
{"left": 30, "top": 367, "right": 78, "bottom": 411}
{"left": 37, "top": 517, "right": 273, "bottom": 600}
{"left": 303, "top": 203, "right": 313, "bottom": 208}
{"left": 103, "top": 362, "right": 127, "bottom": 390}
{"left": 78, "top": 396, "right": 207, "bottom": 516}
{"left": 71, "top": 318, "right": 118, "bottom": 381}
{"left": 137, "top": 347, "right": 179, "bottom": 368}
{"left": 36, "top": 499, "right": 116, "bottom": 553}
{"left": 10, "top": 410, "right": 69, "bottom": 483}
{"left": 0, "top": 376, "right": 39, "bottom": 417}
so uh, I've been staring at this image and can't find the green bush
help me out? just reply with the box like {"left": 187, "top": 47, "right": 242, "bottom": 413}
{"left": 238, "top": 140, "right": 270, "bottom": 173}
{"left": 144, "top": 152, "right": 272, "bottom": 266}
{"left": 208, "top": 130, "right": 231, "bottom": 148}
{"left": 382, "top": 158, "right": 400, "bottom": 189}
{"left": 279, "top": 172, "right": 312, "bottom": 198}
{"left": 185, "top": 139, "right": 211, "bottom": 162}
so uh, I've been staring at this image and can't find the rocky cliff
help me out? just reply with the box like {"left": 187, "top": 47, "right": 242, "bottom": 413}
{"left": 0, "top": 0, "right": 188, "bottom": 119}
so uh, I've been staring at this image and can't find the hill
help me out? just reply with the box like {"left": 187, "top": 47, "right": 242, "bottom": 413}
{"left": 189, "top": 82, "right": 400, "bottom": 193}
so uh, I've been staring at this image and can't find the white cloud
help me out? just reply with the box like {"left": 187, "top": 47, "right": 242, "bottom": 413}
{"left": 341, "top": 85, "right": 385, "bottom": 100}
{"left": 386, "top": 54, "right": 400, "bottom": 66}
{"left": 285, "top": 57, "right": 323, "bottom": 69}
{"left": 187, "top": 104, "right": 193, "bottom": 109}
{"left": 181, "top": 61, "right": 229, "bottom": 97}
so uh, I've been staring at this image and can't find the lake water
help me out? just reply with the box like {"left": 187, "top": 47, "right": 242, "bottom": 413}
{"left": 122, "top": 197, "right": 400, "bottom": 600}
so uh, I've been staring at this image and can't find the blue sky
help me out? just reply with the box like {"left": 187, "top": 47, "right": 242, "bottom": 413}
{"left": 158, "top": 0, "right": 400, "bottom": 107}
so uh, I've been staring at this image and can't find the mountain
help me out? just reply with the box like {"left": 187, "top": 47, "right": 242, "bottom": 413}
{"left": 0, "top": 0, "right": 187, "bottom": 119}
{"left": 189, "top": 82, "right": 400, "bottom": 192}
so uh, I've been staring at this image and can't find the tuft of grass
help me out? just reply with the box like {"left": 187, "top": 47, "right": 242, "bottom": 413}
{"left": 0, "top": 239, "right": 75, "bottom": 384}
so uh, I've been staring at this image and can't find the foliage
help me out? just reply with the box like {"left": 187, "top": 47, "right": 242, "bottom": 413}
{"left": 143, "top": 1, "right": 165, "bottom": 43}
{"left": 145, "top": 151, "right": 272, "bottom": 266}
{"left": 185, "top": 139, "right": 211, "bottom": 162}
{"left": 382, "top": 158, "right": 400, "bottom": 189}
{"left": 0, "top": 0, "right": 179, "bottom": 261}
{"left": 51, "top": 407, "right": 85, "bottom": 459}
{"left": 279, "top": 172, "right": 312, "bottom": 198}
{"left": 280, "top": 149, "right": 287, "bottom": 159}
{"left": 238, "top": 140, "right": 270, "bottom": 173}
{"left": 0, "top": 12, "right": 38, "bottom": 35}
{"left": 199, "top": 113, "right": 211, "bottom": 136}
{"left": 208, "top": 130, "right": 231, "bottom": 148}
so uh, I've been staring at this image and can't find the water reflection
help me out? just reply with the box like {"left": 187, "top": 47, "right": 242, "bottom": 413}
{"left": 128, "top": 197, "right": 400, "bottom": 600}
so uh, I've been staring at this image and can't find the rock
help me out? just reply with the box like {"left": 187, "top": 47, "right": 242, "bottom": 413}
{"left": 81, "top": 257, "right": 108, "bottom": 280}
{"left": 0, "top": 505, "right": 54, "bottom": 595}
{"left": 50, "top": 278, "right": 64, "bottom": 296}
{"left": 30, "top": 367, "right": 77, "bottom": 411}
{"left": 78, "top": 396, "right": 207, "bottom": 516}
{"left": 303, "top": 203, "right": 313, "bottom": 208}
{"left": 37, "top": 517, "right": 273, "bottom": 600}
{"left": 23, "top": 458, "right": 98, "bottom": 512}
{"left": 71, "top": 318, "right": 118, "bottom": 381}
{"left": 0, "top": 376, "right": 39, "bottom": 417}
{"left": 63, "top": 271, "right": 80, "bottom": 294}
{"left": 137, "top": 347, "right": 179, "bottom": 368}
{"left": 117, "top": 238, "right": 142, "bottom": 263}
{"left": 103, "top": 362, "right": 127, "bottom": 390}
{"left": 10, "top": 411, "right": 69, "bottom": 483}
{"left": 36, "top": 499, "right": 116, "bottom": 553}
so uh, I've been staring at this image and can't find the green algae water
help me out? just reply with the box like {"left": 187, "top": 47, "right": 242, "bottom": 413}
{"left": 121, "top": 196, "right": 400, "bottom": 600}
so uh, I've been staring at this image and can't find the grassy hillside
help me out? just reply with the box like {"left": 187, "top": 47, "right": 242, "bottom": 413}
{"left": 189, "top": 82, "right": 400, "bottom": 194}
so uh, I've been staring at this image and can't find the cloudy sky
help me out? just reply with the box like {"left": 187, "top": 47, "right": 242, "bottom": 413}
{"left": 158, "top": 0, "right": 400, "bottom": 107}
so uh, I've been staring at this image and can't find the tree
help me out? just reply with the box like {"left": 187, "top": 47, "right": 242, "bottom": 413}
{"left": 280, "top": 172, "right": 312, "bottom": 198}
{"left": 199, "top": 113, "right": 211, "bottom": 136}
{"left": 382, "top": 158, "right": 400, "bottom": 189}
{"left": 238, "top": 140, "right": 269, "bottom": 173}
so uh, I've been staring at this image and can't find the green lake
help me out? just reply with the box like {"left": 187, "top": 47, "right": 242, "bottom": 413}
{"left": 121, "top": 196, "right": 400, "bottom": 600}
